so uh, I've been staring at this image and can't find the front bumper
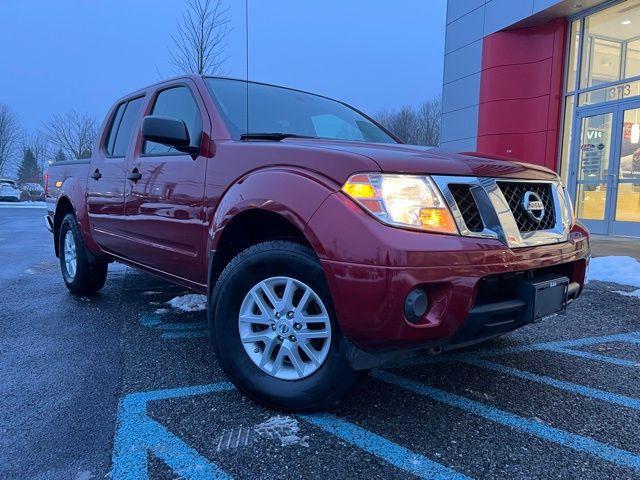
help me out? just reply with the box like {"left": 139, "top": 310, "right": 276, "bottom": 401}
{"left": 306, "top": 192, "right": 590, "bottom": 355}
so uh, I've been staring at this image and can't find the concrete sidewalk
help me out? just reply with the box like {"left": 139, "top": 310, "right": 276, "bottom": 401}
{"left": 590, "top": 235, "right": 640, "bottom": 260}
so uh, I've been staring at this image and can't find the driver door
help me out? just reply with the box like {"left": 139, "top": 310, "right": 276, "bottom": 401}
{"left": 121, "top": 81, "right": 210, "bottom": 284}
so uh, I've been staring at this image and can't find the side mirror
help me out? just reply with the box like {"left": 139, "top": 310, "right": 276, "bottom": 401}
{"left": 141, "top": 115, "right": 199, "bottom": 156}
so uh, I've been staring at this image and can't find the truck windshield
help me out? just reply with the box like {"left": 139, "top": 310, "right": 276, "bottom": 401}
{"left": 205, "top": 77, "right": 397, "bottom": 144}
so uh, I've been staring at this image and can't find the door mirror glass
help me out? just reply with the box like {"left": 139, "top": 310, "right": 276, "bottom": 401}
{"left": 141, "top": 115, "right": 194, "bottom": 153}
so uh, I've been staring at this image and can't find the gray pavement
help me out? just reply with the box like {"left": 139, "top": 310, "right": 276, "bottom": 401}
{"left": 1, "top": 206, "right": 640, "bottom": 479}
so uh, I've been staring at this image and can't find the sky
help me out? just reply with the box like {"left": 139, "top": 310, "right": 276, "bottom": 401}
{"left": 0, "top": 0, "right": 446, "bottom": 135}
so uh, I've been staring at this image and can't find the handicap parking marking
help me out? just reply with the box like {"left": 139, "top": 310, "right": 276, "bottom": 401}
{"left": 112, "top": 382, "right": 475, "bottom": 480}
{"left": 457, "top": 355, "right": 640, "bottom": 410}
{"left": 543, "top": 347, "right": 640, "bottom": 367}
{"left": 300, "top": 413, "right": 472, "bottom": 480}
{"left": 112, "top": 383, "right": 233, "bottom": 480}
{"left": 372, "top": 369, "right": 640, "bottom": 471}
{"left": 138, "top": 312, "right": 208, "bottom": 340}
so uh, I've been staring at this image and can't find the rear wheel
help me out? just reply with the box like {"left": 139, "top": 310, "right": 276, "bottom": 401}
{"left": 59, "top": 213, "right": 108, "bottom": 295}
{"left": 210, "top": 240, "right": 361, "bottom": 412}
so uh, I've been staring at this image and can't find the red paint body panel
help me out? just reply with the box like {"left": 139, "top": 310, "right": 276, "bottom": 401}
{"left": 477, "top": 19, "right": 567, "bottom": 171}
{"left": 307, "top": 193, "right": 589, "bottom": 349}
{"left": 46, "top": 74, "right": 590, "bottom": 354}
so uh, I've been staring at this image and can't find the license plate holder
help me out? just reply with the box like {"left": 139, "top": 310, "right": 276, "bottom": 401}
{"left": 517, "top": 274, "right": 570, "bottom": 323}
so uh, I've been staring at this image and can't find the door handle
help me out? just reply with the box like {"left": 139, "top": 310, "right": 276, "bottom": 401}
{"left": 127, "top": 169, "right": 142, "bottom": 183}
{"left": 90, "top": 169, "right": 102, "bottom": 180}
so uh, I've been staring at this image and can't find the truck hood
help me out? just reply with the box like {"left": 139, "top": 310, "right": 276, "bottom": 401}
{"left": 286, "top": 139, "right": 558, "bottom": 181}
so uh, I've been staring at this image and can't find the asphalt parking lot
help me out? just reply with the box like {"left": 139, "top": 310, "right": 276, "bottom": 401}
{"left": 1, "top": 206, "right": 640, "bottom": 480}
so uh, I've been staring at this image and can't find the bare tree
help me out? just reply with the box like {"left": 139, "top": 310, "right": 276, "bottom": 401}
{"left": 417, "top": 97, "right": 442, "bottom": 147}
{"left": 375, "top": 98, "right": 442, "bottom": 147}
{"left": 45, "top": 111, "right": 97, "bottom": 160}
{"left": 0, "top": 104, "right": 21, "bottom": 177}
{"left": 24, "top": 132, "right": 51, "bottom": 176}
{"left": 170, "top": 0, "right": 231, "bottom": 75}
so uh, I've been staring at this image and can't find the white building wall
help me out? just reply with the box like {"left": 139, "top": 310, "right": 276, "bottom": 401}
{"left": 441, "top": 0, "right": 566, "bottom": 152}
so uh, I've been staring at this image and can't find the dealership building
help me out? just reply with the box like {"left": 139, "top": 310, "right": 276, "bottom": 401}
{"left": 441, "top": 0, "right": 640, "bottom": 237}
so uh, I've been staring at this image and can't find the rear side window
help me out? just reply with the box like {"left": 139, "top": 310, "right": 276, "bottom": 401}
{"left": 144, "top": 86, "right": 202, "bottom": 155}
{"left": 105, "top": 97, "right": 144, "bottom": 157}
{"left": 105, "top": 103, "right": 126, "bottom": 155}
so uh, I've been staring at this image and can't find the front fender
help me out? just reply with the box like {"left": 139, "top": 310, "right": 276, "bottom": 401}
{"left": 207, "top": 168, "right": 337, "bottom": 255}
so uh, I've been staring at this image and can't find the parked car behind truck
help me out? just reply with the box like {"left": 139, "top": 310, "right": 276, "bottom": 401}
{"left": 0, "top": 178, "right": 20, "bottom": 202}
{"left": 45, "top": 75, "right": 590, "bottom": 411}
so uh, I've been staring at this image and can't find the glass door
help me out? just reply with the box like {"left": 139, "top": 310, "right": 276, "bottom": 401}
{"left": 571, "top": 108, "right": 616, "bottom": 234}
{"left": 610, "top": 104, "right": 640, "bottom": 236}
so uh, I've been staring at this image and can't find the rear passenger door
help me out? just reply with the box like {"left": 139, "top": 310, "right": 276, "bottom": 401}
{"left": 86, "top": 96, "right": 145, "bottom": 253}
{"left": 121, "top": 82, "right": 210, "bottom": 284}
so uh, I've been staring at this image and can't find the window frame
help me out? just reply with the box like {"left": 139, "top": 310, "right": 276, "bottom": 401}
{"left": 102, "top": 95, "right": 146, "bottom": 159}
{"left": 140, "top": 84, "right": 205, "bottom": 158}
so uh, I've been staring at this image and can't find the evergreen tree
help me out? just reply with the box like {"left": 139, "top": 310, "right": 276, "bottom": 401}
{"left": 17, "top": 147, "right": 41, "bottom": 184}
{"left": 54, "top": 149, "right": 66, "bottom": 163}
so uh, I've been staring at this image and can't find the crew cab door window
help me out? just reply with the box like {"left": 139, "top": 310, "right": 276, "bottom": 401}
{"left": 105, "top": 97, "right": 144, "bottom": 157}
{"left": 143, "top": 87, "right": 202, "bottom": 155}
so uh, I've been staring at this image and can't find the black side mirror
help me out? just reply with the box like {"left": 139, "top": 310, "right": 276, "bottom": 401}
{"left": 141, "top": 115, "right": 199, "bottom": 157}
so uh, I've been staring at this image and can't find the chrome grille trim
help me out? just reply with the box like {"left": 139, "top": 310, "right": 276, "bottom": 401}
{"left": 432, "top": 176, "right": 571, "bottom": 249}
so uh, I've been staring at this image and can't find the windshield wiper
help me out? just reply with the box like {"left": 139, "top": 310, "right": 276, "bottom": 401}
{"left": 240, "top": 132, "right": 317, "bottom": 141}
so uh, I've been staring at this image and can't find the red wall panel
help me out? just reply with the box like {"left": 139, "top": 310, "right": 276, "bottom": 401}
{"left": 477, "top": 19, "right": 567, "bottom": 171}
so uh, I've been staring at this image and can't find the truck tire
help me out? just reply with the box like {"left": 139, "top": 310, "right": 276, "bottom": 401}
{"left": 59, "top": 213, "right": 108, "bottom": 295}
{"left": 210, "top": 240, "right": 361, "bottom": 412}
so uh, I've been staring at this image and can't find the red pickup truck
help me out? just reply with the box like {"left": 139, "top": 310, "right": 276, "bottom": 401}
{"left": 45, "top": 75, "right": 589, "bottom": 411}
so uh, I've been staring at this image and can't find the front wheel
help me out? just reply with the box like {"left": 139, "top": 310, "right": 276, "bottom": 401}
{"left": 210, "top": 241, "right": 362, "bottom": 412}
{"left": 59, "top": 213, "right": 108, "bottom": 295}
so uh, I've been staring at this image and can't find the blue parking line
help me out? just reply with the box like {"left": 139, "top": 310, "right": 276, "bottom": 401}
{"left": 302, "top": 414, "right": 472, "bottom": 480}
{"left": 161, "top": 331, "right": 208, "bottom": 340}
{"left": 373, "top": 370, "right": 640, "bottom": 471}
{"left": 158, "top": 321, "right": 208, "bottom": 331}
{"left": 112, "top": 383, "right": 234, "bottom": 480}
{"left": 478, "top": 332, "right": 640, "bottom": 357}
{"left": 544, "top": 346, "right": 640, "bottom": 368}
{"left": 459, "top": 355, "right": 640, "bottom": 409}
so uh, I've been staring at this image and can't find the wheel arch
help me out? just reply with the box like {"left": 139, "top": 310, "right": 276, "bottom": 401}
{"left": 206, "top": 169, "right": 337, "bottom": 292}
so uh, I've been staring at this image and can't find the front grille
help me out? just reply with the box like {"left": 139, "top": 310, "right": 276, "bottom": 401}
{"left": 449, "top": 184, "right": 484, "bottom": 232}
{"left": 497, "top": 182, "right": 556, "bottom": 232}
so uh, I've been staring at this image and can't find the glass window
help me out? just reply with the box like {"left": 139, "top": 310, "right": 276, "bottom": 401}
{"left": 105, "top": 102, "right": 126, "bottom": 156}
{"left": 626, "top": 39, "right": 640, "bottom": 79}
{"left": 559, "top": 95, "right": 575, "bottom": 184}
{"left": 580, "top": 0, "right": 640, "bottom": 89}
{"left": 144, "top": 87, "right": 202, "bottom": 155}
{"left": 206, "top": 78, "right": 397, "bottom": 144}
{"left": 615, "top": 107, "right": 640, "bottom": 222}
{"left": 566, "top": 20, "right": 581, "bottom": 92}
{"left": 111, "top": 97, "right": 144, "bottom": 157}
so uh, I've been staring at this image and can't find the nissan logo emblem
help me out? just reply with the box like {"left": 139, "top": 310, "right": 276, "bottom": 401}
{"left": 521, "top": 191, "right": 545, "bottom": 222}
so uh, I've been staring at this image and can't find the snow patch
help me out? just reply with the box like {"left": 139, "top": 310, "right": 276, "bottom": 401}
{"left": 167, "top": 294, "right": 207, "bottom": 312}
{"left": 214, "top": 416, "right": 309, "bottom": 452}
{"left": 141, "top": 291, "right": 161, "bottom": 296}
{"left": 587, "top": 256, "right": 640, "bottom": 289}
{"left": 613, "top": 289, "right": 640, "bottom": 298}
{"left": 154, "top": 308, "right": 170, "bottom": 315}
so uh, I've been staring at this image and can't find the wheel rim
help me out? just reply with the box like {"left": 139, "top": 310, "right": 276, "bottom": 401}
{"left": 238, "top": 276, "right": 332, "bottom": 381}
{"left": 63, "top": 230, "right": 77, "bottom": 281}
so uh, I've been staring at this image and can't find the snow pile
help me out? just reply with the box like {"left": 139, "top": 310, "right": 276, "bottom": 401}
{"left": 167, "top": 294, "right": 207, "bottom": 312}
{"left": 587, "top": 256, "right": 640, "bottom": 289}
{"left": 614, "top": 289, "right": 640, "bottom": 298}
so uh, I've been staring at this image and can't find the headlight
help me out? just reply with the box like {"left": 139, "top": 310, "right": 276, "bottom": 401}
{"left": 558, "top": 181, "right": 575, "bottom": 227}
{"left": 342, "top": 173, "right": 458, "bottom": 234}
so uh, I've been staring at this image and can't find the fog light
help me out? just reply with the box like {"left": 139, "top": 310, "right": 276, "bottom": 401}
{"left": 404, "top": 288, "right": 429, "bottom": 324}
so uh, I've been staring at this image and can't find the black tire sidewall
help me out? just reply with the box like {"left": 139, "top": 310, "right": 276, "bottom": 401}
{"left": 59, "top": 214, "right": 107, "bottom": 294}
{"left": 212, "top": 243, "right": 355, "bottom": 411}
